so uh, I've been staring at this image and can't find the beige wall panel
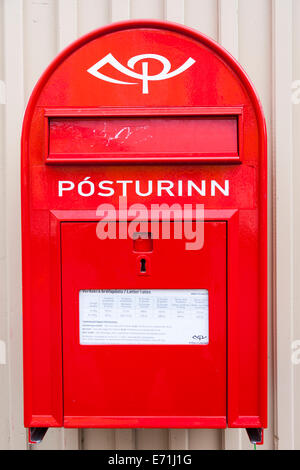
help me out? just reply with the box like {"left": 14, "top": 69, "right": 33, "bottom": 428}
{"left": 83, "top": 429, "right": 115, "bottom": 450}
{"left": 136, "top": 429, "right": 169, "bottom": 450}
{"left": 292, "top": 0, "right": 300, "bottom": 450}
{"left": 189, "top": 429, "right": 222, "bottom": 450}
{"left": 0, "top": 0, "right": 9, "bottom": 450}
{"left": 164, "top": 0, "right": 185, "bottom": 23}
{"left": 168, "top": 429, "right": 189, "bottom": 450}
{"left": 57, "top": 0, "right": 78, "bottom": 51}
{"left": 131, "top": 0, "right": 164, "bottom": 20}
{"left": 3, "top": 0, "right": 26, "bottom": 450}
{"left": 238, "top": 0, "right": 272, "bottom": 112}
{"left": 111, "top": 0, "right": 130, "bottom": 22}
{"left": 190, "top": 430, "right": 221, "bottom": 450}
{"left": 164, "top": 0, "right": 184, "bottom": 23}
{"left": 78, "top": 0, "right": 110, "bottom": 36}
{"left": 115, "top": 429, "right": 136, "bottom": 450}
{"left": 185, "top": 0, "right": 218, "bottom": 40}
{"left": 0, "top": 254, "right": 9, "bottom": 451}
{"left": 82, "top": 424, "right": 135, "bottom": 450}
{"left": 23, "top": 0, "right": 57, "bottom": 102}
{"left": 218, "top": 0, "right": 238, "bottom": 57}
{"left": 273, "top": 0, "right": 294, "bottom": 450}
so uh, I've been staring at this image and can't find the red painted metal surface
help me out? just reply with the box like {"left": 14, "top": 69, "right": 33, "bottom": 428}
{"left": 21, "top": 20, "right": 267, "bottom": 430}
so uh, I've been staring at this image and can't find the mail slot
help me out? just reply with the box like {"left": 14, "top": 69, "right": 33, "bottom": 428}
{"left": 21, "top": 20, "right": 267, "bottom": 442}
{"left": 46, "top": 111, "right": 241, "bottom": 163}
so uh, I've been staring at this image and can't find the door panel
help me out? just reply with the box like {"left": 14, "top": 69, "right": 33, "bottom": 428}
{"left": 61, "top": 221, "right": 227, "bottom": 427}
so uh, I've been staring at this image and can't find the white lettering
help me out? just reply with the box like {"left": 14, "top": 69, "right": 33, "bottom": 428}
{"left": 187, "top": 180, "right": 206, "bottom": 196}
{"left": 58, "top": 180, "right": 75, "bottom": 197}
{"left": 116, "top": 180, "right": 133, "bottom": 197}
{"left": 98, "top": 180, "right": 114, "bottom": 196}
{"left": 78, "top": 177, "right": 94, "bottom": 197}
{"left": 58, "top": 179, "right": 231, "bottom": 197}
{"left": 157, "top": 180, "right": 175, "bottom": 196}
{"left": 211, "top": 180, "right": 229, "bottom": 196}
{"left": 135, "top": 180, "right": 153, "bottom": 197}
{"left": 178, "top": 180, "right": 183, "bottom": 196}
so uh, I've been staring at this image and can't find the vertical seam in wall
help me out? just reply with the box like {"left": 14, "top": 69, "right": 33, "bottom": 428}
{"left": 272, "top": 0, "right": 294, "bottom": 450}
{"left": 271, "top": 0, "right": 278, "bottom": 450}
{"left": 218, "top": 0, "right": 239, "bottom": 59}
{"left": 76, "top": 0, "right": 79, "bottom": 39}
{"left": 57, "top": 0, "right": 78, "bottom": 52}
{"left": 289, "top": 0, "right": 295, "bottom": 448}
{"left": 0, "top": 0, "right": 8, "bottom": 450}
{"left": 265, "top": 0, "right": 275, "bottom": 451}
{"left": 164, "top": 0, "right": 185, "bottom": 24}
{"left": 22, "top": 0, "right": 29, "bottom": 447}
{"left": 3, "top": 0, "right": 26, "bottom": 449}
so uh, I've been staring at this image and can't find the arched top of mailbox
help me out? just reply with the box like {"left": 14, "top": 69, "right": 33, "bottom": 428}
{"left": 23, "top": 20, "right": 266, "bottom": 135}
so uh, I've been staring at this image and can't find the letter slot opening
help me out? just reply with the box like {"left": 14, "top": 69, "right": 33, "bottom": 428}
{"left": 45, "top": 108, "right": 243, "bottom": 164}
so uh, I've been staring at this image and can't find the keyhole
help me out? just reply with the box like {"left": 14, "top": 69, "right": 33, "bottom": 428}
{"left": 140, "top": 258, "right": 146, "bottom": 273}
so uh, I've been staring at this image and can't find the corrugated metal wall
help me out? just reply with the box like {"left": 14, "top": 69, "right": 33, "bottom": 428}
{"left": 0, "top": 0, "right": 299, "bottom": 450}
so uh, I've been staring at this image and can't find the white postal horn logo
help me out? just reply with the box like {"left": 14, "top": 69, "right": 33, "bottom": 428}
{"left": 87, "top": 53, "right": 196, "bottom": 94}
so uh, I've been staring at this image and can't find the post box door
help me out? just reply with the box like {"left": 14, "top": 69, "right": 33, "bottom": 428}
{"left": 61, "top": 221, "right": 227, "bottom": 427}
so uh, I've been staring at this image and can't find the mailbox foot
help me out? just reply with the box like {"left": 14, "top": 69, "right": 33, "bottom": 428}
{"left": 29, "top": 427, "right": 48, "bottom": 444}
{"left": 246, "top": 428, "right": 263, "bottom": 445}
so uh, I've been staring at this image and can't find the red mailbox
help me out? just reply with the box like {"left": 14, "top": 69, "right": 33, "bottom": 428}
{"left": 21, "top": 20, "right": 267, "bottom": 443}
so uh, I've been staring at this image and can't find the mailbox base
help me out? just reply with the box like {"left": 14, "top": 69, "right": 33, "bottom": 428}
{"left": 246, "top": 428, "right": 264, "bottom": 445}
{"left": 29, "top": 427, "right": 48, "bottom": 444}
{"left": 28, "top": 426, "right": 264, "bottom": 446}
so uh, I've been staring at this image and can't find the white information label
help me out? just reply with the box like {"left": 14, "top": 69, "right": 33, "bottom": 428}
{"left": 79, "top": 289, "right": 209, "bottom": 345}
